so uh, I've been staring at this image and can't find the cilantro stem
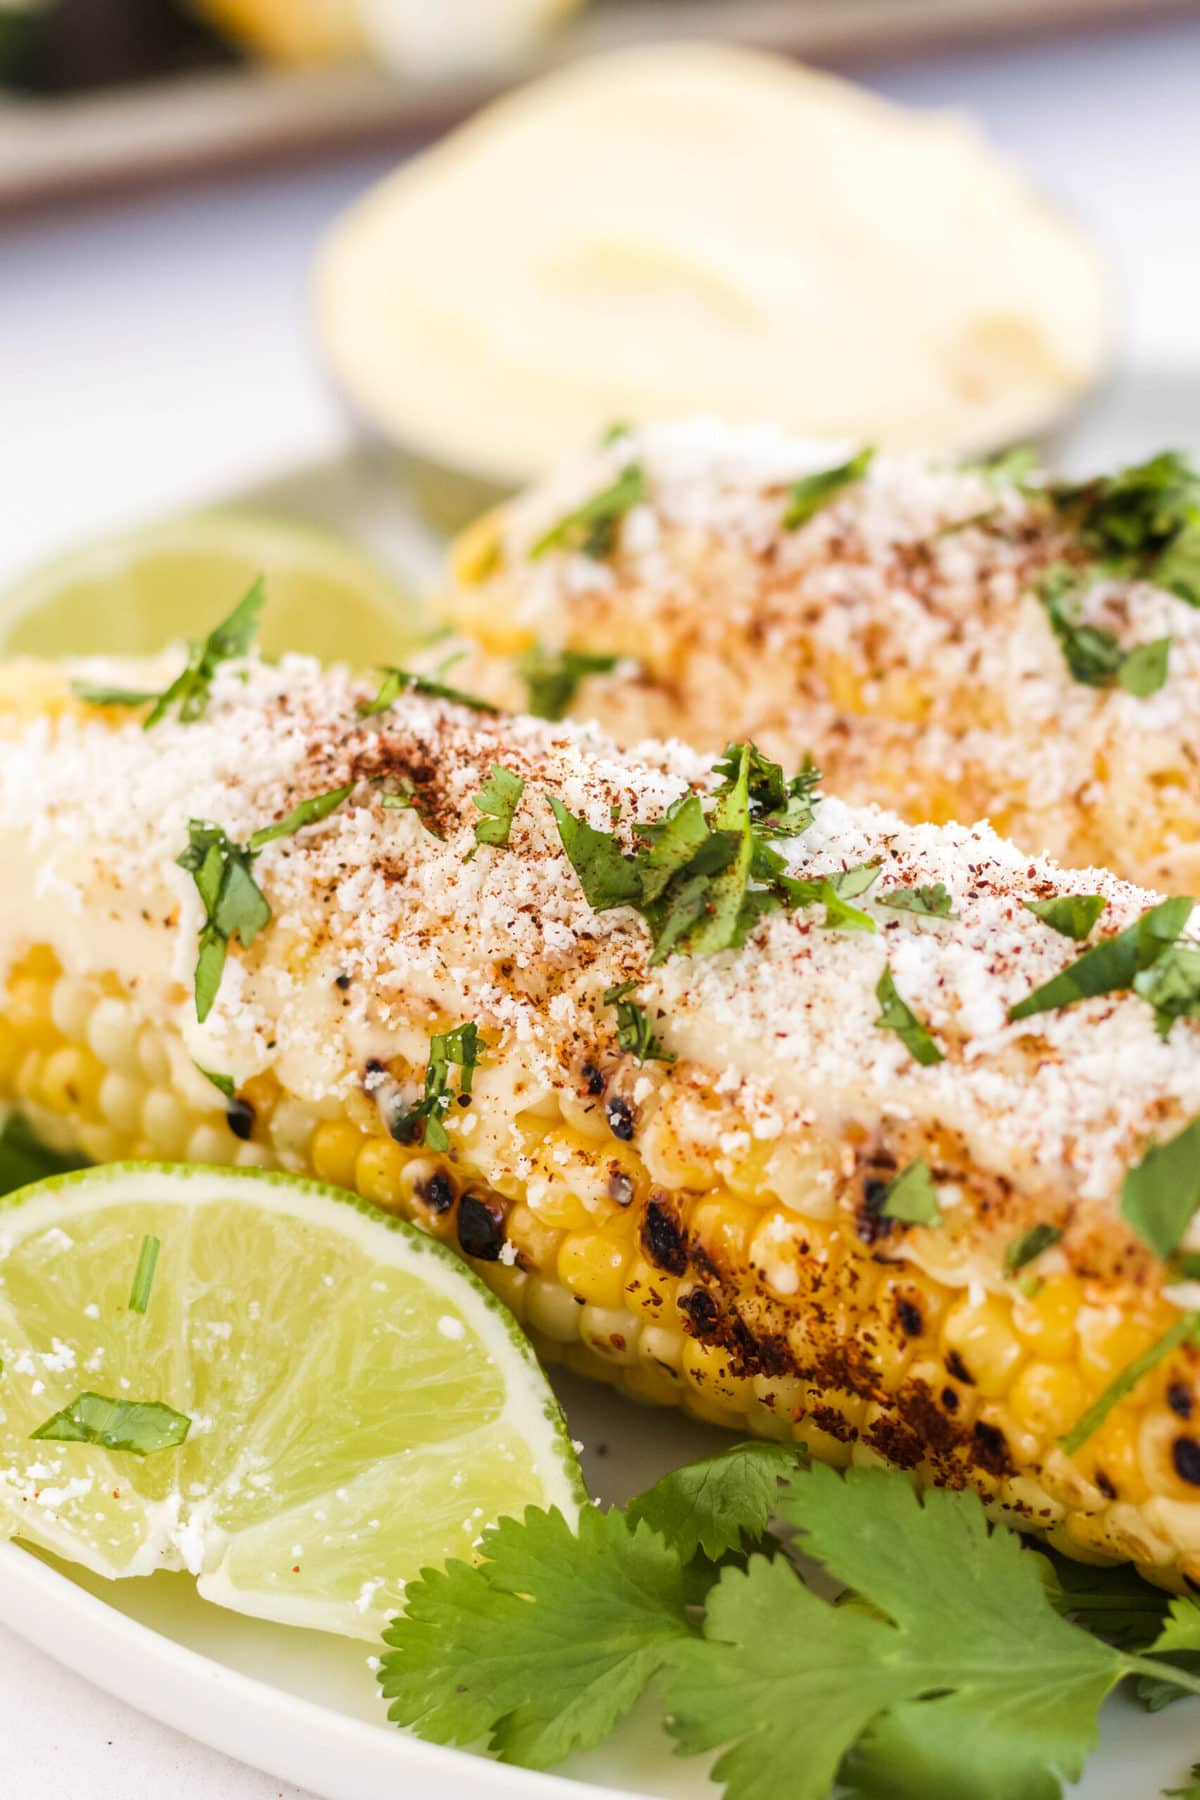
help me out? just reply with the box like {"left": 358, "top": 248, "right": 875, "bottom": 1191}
{"left": 1121, "top": 1655, "right": 1200, "bottom": 1702}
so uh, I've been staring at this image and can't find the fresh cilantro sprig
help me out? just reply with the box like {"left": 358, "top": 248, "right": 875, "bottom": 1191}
{"left": 604, "top": 981, "right": 676, "bottom": 1064}
{"left": 467, "top": 764, "right": 525, "bottom": 858}
{"left": 1049, "top": 450, "right": 1200, "bottom": 607}
{"left": 517, "top": 647, "right": 622, "bottom": 720}
{"left": 1008, "top": 895, "right": 1195, "bottom": 1024}
{"left": 530, "top": 463, "right": 646, "bottom": 561}
{"left": 1040, "top": 566, "right": 1171, "bottom": 697}
{"left": 359, "top": 663, "right": 498, "bottom": 717}
{"left": 782, "top": 448, "right": 874, "bottom": 529}
{"left": 550, "top": 744, "right": 839, "bottom": 964}
{"left": 1133, "top": 946, "right": 1200, "bottom": 1037}
{"left": 1060, "top": 1311, "right": 1200, "bottom": 1453}
{"left": 177, "top": 785, "right": 353, "bottom": 1021}
{"left": 391, "top": 1022, "right": 483, "bottom": 1153}
{"left": 379, "top": 1445, "right": 1200, "bottom": 1799}
{"left": 30, "top": 1392, "right": 191, "bottom": 1456}
{"left": 73, "top": 578, "right": 265, "bottom": 727}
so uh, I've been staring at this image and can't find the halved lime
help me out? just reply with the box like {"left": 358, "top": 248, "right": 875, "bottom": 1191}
{"left": 0, "top": 514, "right": 422, "bottom": 666}
{"left": 0, "top": 1164, "right": 582, "bottom": 1639}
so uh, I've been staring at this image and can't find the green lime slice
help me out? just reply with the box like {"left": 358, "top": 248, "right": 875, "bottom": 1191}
{"left": 0, "top": 514, "right": 423, "bottom": 666}
{"left": 0, "top": 1164, "right": 582, "bottom": 1639}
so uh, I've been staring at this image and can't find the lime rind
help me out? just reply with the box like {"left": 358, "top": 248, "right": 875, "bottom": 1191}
{"left": 0, "top": 1163, "right": 583, "bottom": 1638}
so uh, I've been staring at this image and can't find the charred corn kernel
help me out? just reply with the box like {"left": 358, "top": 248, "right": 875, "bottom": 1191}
{"left": 941, "top": 1295, "right": 1025, "bottom": 1398}
{"left": 1010, "top": 1361, "right": 1088, "bottom": 1441}
{"left": 354, "top": 1136, "right": 407, "bottom": 1209}
{"left": 310, "top": 1118, "right": 364, "bottom": 1189}
{"left": 1138, "top": 1410, "right": 1200, "bottom": 1505}
{"left": 1011, "top": 1275, "right": 1083, "bottom": 1361}
{"left": 1077, "top": 1415, "right": 1152, "bottom": 1506}
{"left": 86, "top": 998, "right": 140, "bottom": 1074}
{"left": 558, "top": 1231, "right": 629, "bottom": 1309}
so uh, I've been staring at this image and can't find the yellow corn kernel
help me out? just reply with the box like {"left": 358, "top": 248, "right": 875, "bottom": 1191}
{"left": 39, "top": 1044, "right": 103, "bottom": 1117}
{"left": 136, "top": 1027, "right": 171, "bottom": 1085}
{"left": 49, "top": 976, "right": 96, "bottom": 1043}
{"left": 186, "top": 1121, "right": 238, "bottom": 1164}
{"left": 15, "top": 945, "right": 61, "bottom": 982}
{"left": 310, "top": 1119, "right": 365, "bottom": 1189}
{"left": 558, "top": 1231, "right": 630, "bottom": 1309}
{"left": 234, "top": 1140, "right": 275, "bottom": 1170}
{"left": 1078, "top": 1311, "right": 1163, "bottom": 1391}
{"left": 623, "top": 1360, "right": 685, "bottom": 1407}
{"left": 1075, "top": 1415, "right": 1152, "bottom": 1506}
{"left": 1011, "top": 1276, "right": 1083, "bottom": 1361}
{"left": 795, "top": 1417, "right": 855, "bottom": 1468}
{"left": 623, "top": 1254, "right": 674, "bottom": 1323}
{"left": 86, "top": 997, "right": 140, "bottom": 1073}
{"left": 640, "top": 1323, "right": 684, "bottom": 1375}
{"left": 505, "top": 1202, "right": 562, "bottom": 1275}
{"left": 681, "top": 1336, "right": 758, "bottom": 1413}
{"left": 269, "top": 1096, "right": 319, "bottom": 1166}
{"left": 0, "top": 1018, "right": 19, "bottom": 1088}
{"left": 449, "top": 509, "right": 505, "bottom": 588}
{"left": 98, "top": 1071, "right": 146, "bottom": 1135}
{"left": 478, "top": 1259, "right": 528, "bottom": 1319}
{"left": 526, "top": 1274, "right": 584, "bottom": 1343}
{"left": 1137, "top": 1410, "right": 1200, "bottom": 1505}
{"left": 690, "top": 1195, "right": 759, "bottom": 1269}
{"left": 8, "top": 977, "right": 58, "bottom": 1046}
{"left": 581, "top": 1304, "right": 640, "bottom": 1364}
{"left": 354, "top": 1136, "right": 408, "bottom": 1209}
{"left": 141, "top": 1090, "right": 191, "bottom": 1157}
{"left": 1009, "top": 1360, "right": 1088, "bottom": 1441}
{"left": 15, "top": 1049, "right": 45, "bottom": 1107}
{"left": 941, "top": 1294, "right": 1025, "bottom": 1397}
{"left": 74, "top": 1120, "right": 122, "bottom": 1164}
{"left": 524, "top": 1185, "right": 593, "bottom": 1231}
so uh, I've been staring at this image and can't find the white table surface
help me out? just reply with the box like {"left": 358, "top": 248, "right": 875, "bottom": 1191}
{"left": 2, "top": 17, "right": 1200, "bottom": 1798}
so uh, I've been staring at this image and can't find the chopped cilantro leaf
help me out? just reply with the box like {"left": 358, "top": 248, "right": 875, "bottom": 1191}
{"left": 1120, "top": 636, "right": 1172, "bottom": 697}
{"left": 529, "top": 463, "right": 645, "bottom": 561}
{"left": 1121, "top": 1115, "right": 1200, "bottom": 1258}
{"left": 359, "top": 664, "right": 498, "bottom": 717}
{"left": 878, "top": 882, "right": 955, "bottom": 920}
{"left": 976, "top": 444, "right": 1040, "bottom": 489}
{"left": 31, "top": 1392, "right": 190, "bottom": 1456}
{"left": 782, "top": 448, "right": 874, "bottom": 530}
{"left": 711, "top": 743, "right": 821, "bottom": 838}
{"left": 1009, "top": 895, "right": 1194, "bottom": 1023}
{"left": 517, "top": 647, "right": 621, "bottom": 720}
{"left": 604, "top": 981, "right": 675, "bottom": 1064}
{"left": 468, "top": 764, "right": 525, "bottom": 857}
{"left": 1059, "top": 450, "right": 1200, "bottom": 606}
{"left": 391, "top": 1021, "right": 483, "bottom": 1153}
{"left": 177, "top": 821, "right": 271, "bottom": 1023}
{"left": 195, "top": 1064, "right": 235, "bottom": 1101}
{"left": 1005, "top": 1222, "right": 1063, "bottom": 1274}
{"left": 1133, "top": 945, "right": 1200, "bottom": 1036}
{"left": 547, "top": 796, "right": 645, "bottom": 912}
{"left": 880, "top": 1158, "right": 941, "bottom": 1225}
{"left": 247, "top": 783, "right": 353, "bottom": 849}
{"left": 1023, "top": 894, "right": 1107, "bottom": 941}
{"left": 1061, "top": 1312, "right": 1200, "bottom": 1453}
{"left": 378, "top": 1504, "right": 689, "bottom": 1768}
{"left": 128, "top": 1234, "right": 160, "bottom": 1315}
{"left": 70, "top": 682, "right": 159, "bottom": 709}
{"left": 874, "top": 967, "right": 944, "bottom": 1065}
{"left": 626, "top": 1443, "right": 802, "bottom": 1564}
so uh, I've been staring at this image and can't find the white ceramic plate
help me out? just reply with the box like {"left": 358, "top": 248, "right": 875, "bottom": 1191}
{"left": 4, "top": 386, "right": 1200, "bottom": 1799}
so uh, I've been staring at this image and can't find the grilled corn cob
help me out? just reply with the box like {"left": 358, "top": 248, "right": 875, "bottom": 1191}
{"left": 438, "top": 421, "right": 1200, "bottom": 894}
{"left": 6, "top": 651, "right": 1200, "bottom": 1587}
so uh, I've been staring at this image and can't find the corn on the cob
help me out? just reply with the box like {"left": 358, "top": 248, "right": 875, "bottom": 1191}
{"left": 438, "top": 421, "right": 1200, "bottom": 894}
{"left": 5, "top": 651, "right": 1200, "bottom": 1587}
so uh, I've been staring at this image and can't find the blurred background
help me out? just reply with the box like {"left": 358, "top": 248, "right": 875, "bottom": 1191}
{"left": 2, "top": 0, "right": 1200, "bottom": 583}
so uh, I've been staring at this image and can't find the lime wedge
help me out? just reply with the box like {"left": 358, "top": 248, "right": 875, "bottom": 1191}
{"left": 0, "top": 1164, "right": 582, "bottom": 1639}
{"left": 0, "top": 515, "right": 422, "bottom": 666}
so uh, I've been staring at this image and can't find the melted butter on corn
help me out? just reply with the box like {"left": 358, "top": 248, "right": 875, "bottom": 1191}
{"left": 4, "top": 653, "right": 1200, "bottom": 1584}
{"left": 438, "top": 420, "right": 1200, "bottom": 894}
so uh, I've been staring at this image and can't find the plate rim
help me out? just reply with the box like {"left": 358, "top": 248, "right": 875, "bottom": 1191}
{"left": 0, "top": 1538, "right": 639, "bottom": 1800}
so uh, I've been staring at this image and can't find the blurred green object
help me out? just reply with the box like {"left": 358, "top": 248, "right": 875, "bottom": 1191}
{"left": 0, "top": 1114, "right": 86, "bottom": 1197}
